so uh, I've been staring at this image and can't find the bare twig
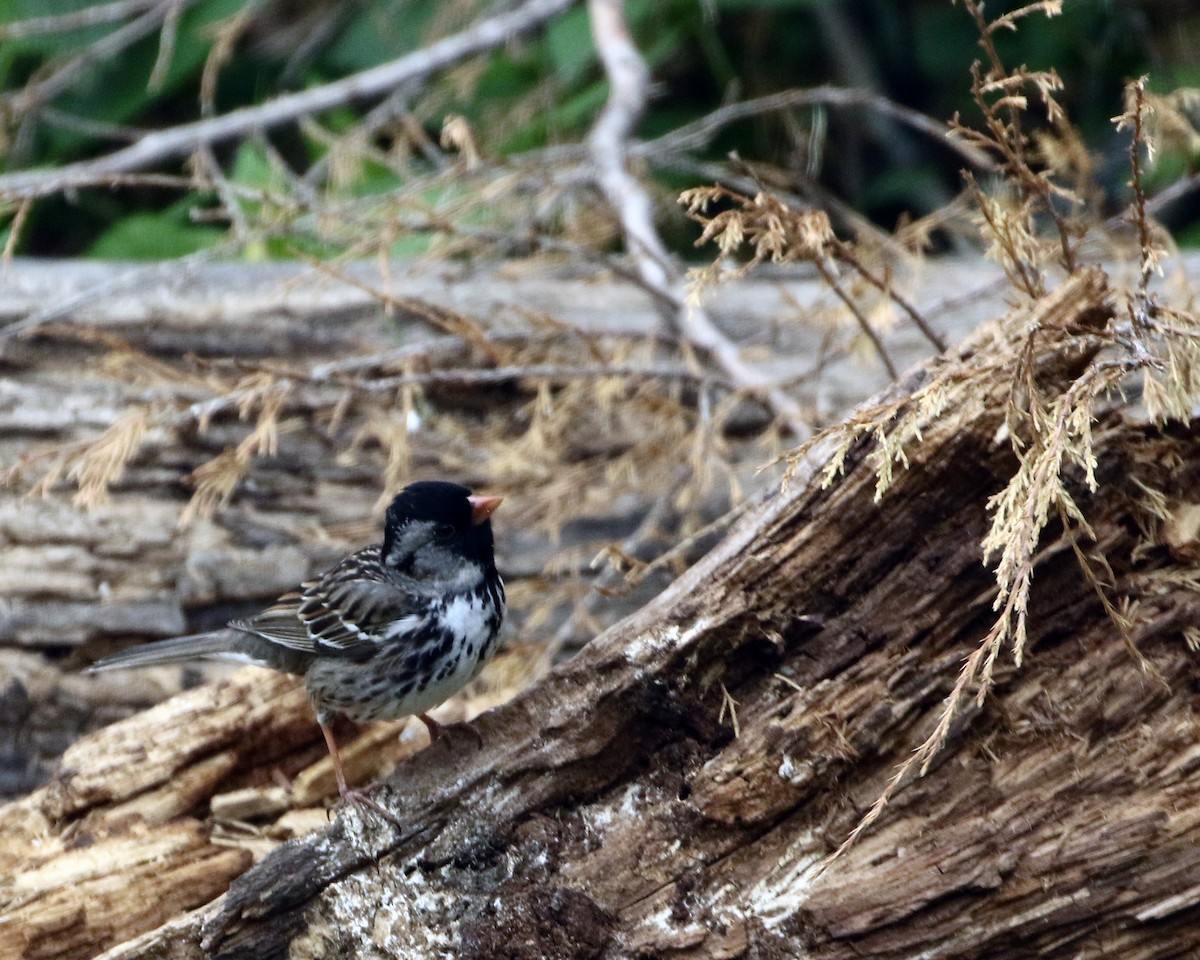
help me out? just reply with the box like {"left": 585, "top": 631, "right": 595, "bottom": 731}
{"left": 0, "top": 0, "right": 162, "bottom": 40}
{"left": 811, "top": 260, "right": 898, "bottom": 379}
{"left": 3, "top": 1, "right": 200, "bottom": 116}
{"left": 586, "top": 0, "right": 675, "bottom": 314}
{"left": 956, "top": 0, "right": 1079, "bottom": 279}
{"left": 1144, "top": 170, "right": 1200, "bottom": 219}
{"left": 177, "top": 363, "right": 726, "bottom": 431}
{"left": 585, "top": 0, "right": 810, "bottom": 437}
{"left": 40, "top": 108, "right": 147, "bottom": 142}
{"left": 2, "top": 199, "right": 32, "bottom": 271}
{"left": 302, "top": 86, "right": 433, "bottom": 189}
{"left": 307, "top": 330, "right": 674, "bottom": 381}
{"left": 624, "top": 495, "right": 755, "bottom": 586}
{"left": 640, "top": 86, "right": 997, "bottom": 173}
{"left": 550, "top": 487, "right": 679, "bottom": 655}
{"left": 195, "top": 147, "right": 250, "bottom": 242}
{"left": 279, "top": 6, "right": 352, "bottom": 87}
{"left": 1123, "top": 78, "right": 1155, "bottom": 313}
{"left": 0, "top": 0, "right": 580, "bottom": 201}
{"left": 199, "top": 6, "right": 255, "bottom": 118}
{"left": 148, "top": 0, "right": 185, "bottom": 91}
{"left": 529, "top": 86, "right": 995, "bottom": 175}
{"left": 0, "top": 244, "right": 234, "bottom": 342}
{"left": 831, "top": 239, "right": 947, "bottom": 352}
{"left": 359, "top": 362, "right": 733, "bottom": 392}
{"left": 920, "top": 274, "right": 1008, "bottom": 323}
{"left": 717, "top": 683, "right": 741, "bottom": 737}
{"left": 649, "top": 153, "right": 904, "bottom": 259}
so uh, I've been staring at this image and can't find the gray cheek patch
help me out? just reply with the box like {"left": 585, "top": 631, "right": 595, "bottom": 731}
{"left": 384, "top": 522, "right": 484, "bottom": 592}
{"left": 385, "top": 521, "right": 436, "bottom": 568}
{"left": 415, "top": 544, "right": 484, "bottom": 588}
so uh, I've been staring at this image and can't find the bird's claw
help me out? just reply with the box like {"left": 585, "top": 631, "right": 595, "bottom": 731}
{"left": 333, "top": 785, "right": 406, "bottom": 829}
{"left": 419, "top": 713, "right": 484, "bottom": 750}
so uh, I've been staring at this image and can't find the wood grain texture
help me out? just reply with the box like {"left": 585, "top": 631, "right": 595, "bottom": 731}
{"left": 197, "top": 271, "right": 1200, "bottom": 959}
{"left": 4, "top": 267, "right": 1199, "bottom": 958}
{"left": 0, "top": 254, "right": 993, "bottom": 797}
{"left": 2, "top": 259, "right": 1200, "bottom": 955}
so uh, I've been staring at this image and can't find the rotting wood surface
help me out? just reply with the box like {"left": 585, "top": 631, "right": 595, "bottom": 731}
{"left": 3, "top": 267, "right": 1200, "bottom": 958}
{"left": 0, "top": 254, "right": 1000, "bottom": 796}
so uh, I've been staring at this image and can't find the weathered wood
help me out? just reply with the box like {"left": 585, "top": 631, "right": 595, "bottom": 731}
{"left": 0, "top": 253, "right": 998, "bottom": 796}
{"left": 183, "top": 270, "right": 1200, "bottom": 957}
{"left": 0, "top": 664, "right": 519, "bottom": 958}
{"left": 4, "top": 267, "right": 1199, "bottom": 958}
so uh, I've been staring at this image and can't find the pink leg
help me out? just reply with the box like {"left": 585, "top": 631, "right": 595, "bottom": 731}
{"left": 319, "top": 721, "right": 404, "bottom": 828}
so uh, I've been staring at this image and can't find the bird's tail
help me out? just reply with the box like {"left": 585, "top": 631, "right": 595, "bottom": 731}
{"left": 84, "top": 629, "right": 253, "bottom": 673}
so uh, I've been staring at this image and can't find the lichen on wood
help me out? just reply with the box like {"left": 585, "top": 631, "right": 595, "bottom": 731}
{"left": 3, "top": 267, "right": 1198, "bottom": 959}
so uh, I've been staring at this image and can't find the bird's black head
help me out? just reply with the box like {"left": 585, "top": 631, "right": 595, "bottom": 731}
{"left": 381, "top": 481, "right": 501, "bottom": 587}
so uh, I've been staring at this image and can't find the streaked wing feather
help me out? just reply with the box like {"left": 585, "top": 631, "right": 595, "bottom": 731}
{"left": 231, "top": 594, "right": 315, "bottom": 653}
{"left": 234, "top": 545, "right": 423, "bottom": 661}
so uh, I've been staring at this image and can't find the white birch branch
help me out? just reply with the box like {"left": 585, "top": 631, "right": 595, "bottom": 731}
{"left": 585, "top": 0, "right": 811, "bottom": 437}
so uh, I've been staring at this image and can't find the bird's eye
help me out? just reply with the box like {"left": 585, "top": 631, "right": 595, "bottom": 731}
{"left": 433, "top": 523, "right": 457, "bottom": 541}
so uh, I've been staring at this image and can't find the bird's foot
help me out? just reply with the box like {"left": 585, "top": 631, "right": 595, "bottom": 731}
{"left": 419, "top": 713, "right": 483, "bottom": 750}
{"left": 318, "top": 719, "right": 404, "bottom": 829}
{"left": 333, "top": 784, "right": 405, "bottom": 829}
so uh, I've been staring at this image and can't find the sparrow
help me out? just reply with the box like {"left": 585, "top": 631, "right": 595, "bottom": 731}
{"left": 86, "top": 480, "right": 505, "bottom": 815}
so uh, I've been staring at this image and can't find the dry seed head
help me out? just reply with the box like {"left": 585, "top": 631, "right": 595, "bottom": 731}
{"left": 180, "top": 448, "right": 247, "bottom": 527}
{"left": 68, "top": 408, "right": 152, "bottom": 510}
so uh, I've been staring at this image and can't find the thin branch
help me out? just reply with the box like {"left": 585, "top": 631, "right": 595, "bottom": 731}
{"left": 177, "top": 363, "right": 727, "bottom": 431}
{"left": 301, "top": 85, "right": 435, "bottom": 189}
{"left": 2, "top": 199, "right": 33, "bottom": 270}
{"left": 812, "top": 260, "right": 898, "bottom": 379}
{"left": 585, "top": 0, "right": 675, "bottom": 318}
{"left": 1124, "top": 77, "right": 1155, "bottom": 313}
{"left": 195, "top": 147, "right": 249, "bottom": 242}
{"left": 199, "top": 6, "right": 254, "bottom": 118}
{"left": 624, "top": 495, "right": 755, "bottom": 586}
{"left": 0, "top": 0, "right": 162, "bottom": 40}
{"left": 3, "top": 1, "right": 199, "bottom": 116}
{"left": 0, "top": 0, "right": 580, "bottom": 201}
{"left": 40, "top": 108, "right": 148, "bottom": 142}
{"left": 279, "top": 5, "right": 352, "bottom": 87}
{"left": 1144, "top": 170, "right": 1200, "bottom": 218}
{"left": 650, "top": 153, "right": 904, "bottom": 260}
{"left": 0, "top": 244, "right": 234, "bottom": 342}
{"left": 358, "top": 362, "right": 734, "bottom": 392}
{"left": 306, "top": 329, "right": 678, "bottom": 381}
{"left": 529, "top": 86, "right": 995, "bottom": 175}
{"left": 831, "top": 239, "right": 947, "bottom": 352}
{"left": 920, "top": 274, "right": 1008, "bottom": 323}
{"left": 585, "top": 0, "right": 811, "bottom": 437}
{"left": 550, "top": 485, "right": 680, "bottom": 656}
{"left": 639, "top": 86, "right": 997, "bottom": 173}
{"left": 147, "top": 0, "right": 185, "bottom": 91}
{"left": 957, "top": 0, "right": 1079, "bottom": 277}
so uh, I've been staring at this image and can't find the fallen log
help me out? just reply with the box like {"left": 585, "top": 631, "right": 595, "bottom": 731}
{"left": 2, "top": 255, "right": 983, "bottom": 798}
{"left": 3, "top": 266, "right": 1199, "bottom": 959}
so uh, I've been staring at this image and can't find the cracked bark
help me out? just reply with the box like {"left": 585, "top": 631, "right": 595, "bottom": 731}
{"left": 4, "top": 267, "right": 1200, "bottom": 958}
{"left": 1, "top": 255, "right": 981, "bottom": 798}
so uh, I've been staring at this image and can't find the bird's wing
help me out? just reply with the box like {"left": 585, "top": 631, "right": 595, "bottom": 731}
{"left": 232, "top": 545, "right": 425, "bottom": 662}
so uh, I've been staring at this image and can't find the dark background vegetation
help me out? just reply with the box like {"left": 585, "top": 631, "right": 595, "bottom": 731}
{"left": 1, "top": 0, "right": 1198, "bottom": 259}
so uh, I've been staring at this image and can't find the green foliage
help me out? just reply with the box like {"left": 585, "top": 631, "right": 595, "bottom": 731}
{"left": 87, "top": 202, "right": 224, "bottom": 259}
{"left": 325, "top": 1, "right": 435, "bottom": 74}
{"left": 545, "top": 6, "right": 596, "bottom": 88}
{"left": 0, "top": 0, "right": 1195, "bottom": 259}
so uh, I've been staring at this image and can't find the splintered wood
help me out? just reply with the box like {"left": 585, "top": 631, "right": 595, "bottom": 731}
{"left": 3, "top": 268, "right": 1200, "bottom": 959}
{"left": 0, "top": 661, "right": 530, "bottom": 959}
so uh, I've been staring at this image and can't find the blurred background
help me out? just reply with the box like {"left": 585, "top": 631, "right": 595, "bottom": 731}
{"left": 0, "top": 0, "right": 1197, "bottom": 259}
